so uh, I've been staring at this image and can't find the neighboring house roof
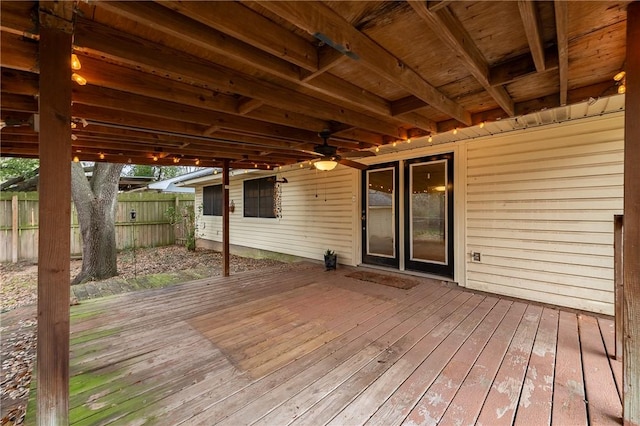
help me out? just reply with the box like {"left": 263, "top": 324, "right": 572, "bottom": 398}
{"left": 148, "top": 168, "right": 215, "bottom": 193}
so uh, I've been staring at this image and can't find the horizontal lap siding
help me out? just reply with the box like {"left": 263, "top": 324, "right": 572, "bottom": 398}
{"left": 466, "top": 114, "right": 624, "bottom": 315}
{"left": 196, "top": 167, "right": 357, "bottom": 265}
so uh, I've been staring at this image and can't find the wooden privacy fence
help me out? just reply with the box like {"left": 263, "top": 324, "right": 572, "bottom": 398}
{"left": 0, "top": 192, "right": 194, "bottom": 263}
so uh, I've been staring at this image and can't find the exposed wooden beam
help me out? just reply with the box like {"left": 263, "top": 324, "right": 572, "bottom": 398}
{"left": 490, "top": 46, "right": 559, "bottom": 86}
{"left": 92, "top": 2, "right": 425, "bottom": 130}
{"left": 1, "top": 67, "right": 39, "bottom": 96}
{"left": 624, "top": 4, "right": 640, "bottom": 425}
{"left": 1, "top": 92, "right": 37, "bottom": 113}
{"left": 259, "top": 1, "right": 472, "bottom": 126}
{"left": 408, "top": 1, "right": 515, "bottom": 117}
{"left": 518, "top": 1, "right": 546, "bottom": 72}
{"left": 72, "top": 17, "right": 405, "bottom": 138}
{"left": 427, "top": 1, "right": 453, "bottom": 12}
{"left": 554, "top": 0, "right": 569, "bottom": 106}
{"left": 237, "top": 98, "right": 264, "bottom": 115}
{"left": 391, "top": 96, "right": 428, "bottom": 116}
{"left": 72, "top": 85, "right": 323, "bottom": 143}
{"left": 37, "top": 2, "right": 73, "bottom": 423}
{"left": 0, "top": 31, "right": 39, "bottom": 72}
{"left": 300, "top": 46, "right": 348, "bottom": 82}
{"left": 161, "top": 1, "right": 317, "bottom": 71}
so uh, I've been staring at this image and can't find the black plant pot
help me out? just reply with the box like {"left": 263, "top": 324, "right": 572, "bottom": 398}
{"left": 324, "top": 254, "right": 337, "bottom": 271}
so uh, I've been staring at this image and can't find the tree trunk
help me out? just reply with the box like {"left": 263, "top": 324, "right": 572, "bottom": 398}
{"left": 70, "top": 162, "right": 124, "bottom": 285}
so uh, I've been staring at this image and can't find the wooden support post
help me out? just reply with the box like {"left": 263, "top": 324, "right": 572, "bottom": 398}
{"left": 624, "top": 2, "right": 640, "bottom": 425}
{"left": 37, "top": 5, "right": 73, "bottom": 424}
{"left": 222, "top": 160, "right": 230, "bottom": 277}
{"left": 12, "top": 195, "right": 18, "bottom": 263}
{"left": 615, "top": 214, "right": 624, "bottom": 360}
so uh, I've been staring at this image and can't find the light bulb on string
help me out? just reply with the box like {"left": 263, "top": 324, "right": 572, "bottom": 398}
{"left": 71, "top": 53, "right": 82, "bottom": 70}
{"left": 71, "top": 73, "right": 87, "bottom": 86}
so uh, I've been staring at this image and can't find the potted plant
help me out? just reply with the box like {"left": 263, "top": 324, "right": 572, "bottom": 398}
{"left": 324, "top": 249, "right": 337, "bottom": 271}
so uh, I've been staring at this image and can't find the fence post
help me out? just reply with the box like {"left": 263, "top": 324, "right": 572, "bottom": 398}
{"left": 12, "top": 195, "right": 18, "bottom": 263}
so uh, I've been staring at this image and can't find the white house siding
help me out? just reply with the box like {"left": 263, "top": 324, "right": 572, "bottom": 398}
{"left": 195, "top": 167, "right": 359, "bottom": 265}
{"left": 465, "top": 113, "right": 624, "bottom": 315}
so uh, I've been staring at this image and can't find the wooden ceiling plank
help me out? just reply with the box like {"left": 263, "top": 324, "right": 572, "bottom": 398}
{"left": 72, "top": 85, "right": 323, "bottom": 143}
{"left": 518, "top": 1, "right": 546, "bottom": 72}
{"left": 408, "top": 1, "right": 515, "bottom": 117}
{"left": 74, "top": 124, "right": 314, "bottom": 154}
{"left": 1, "top": 93, "right": 37, "bottom": 113}
{"left": 490, "top": 46, "right": 559, "bottom": 87}
{"left": 554, "top": 0, "right": 569, "bottom": 106}
{"left": 77, "top": 57, "right": 330, "bottom": 133}
{"left": 1, "top": 68, "right": 39, "bottom": 96}
{"left": 73, "top": 17, "right": 404, "bottom": 138}
{"left": 259, "top": 1, "right": 472, "bottom": 126}
{"left": 96, "top": 1, "right": 302, "bottom": 82}
{"left": 1, "top": 31, "right": 39, "bottom": 72}
{"left": 160, "top": 1, "right": 318, "bottom": 72}
{"left": 92, "top": 2, "right": 405, "bottom": 127}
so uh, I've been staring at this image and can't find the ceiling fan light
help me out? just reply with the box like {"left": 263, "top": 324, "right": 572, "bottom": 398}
{"left": 315, "top": 158, "right": 338, "bottom": 171}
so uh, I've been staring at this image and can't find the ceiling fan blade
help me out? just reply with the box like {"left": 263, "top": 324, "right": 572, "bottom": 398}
{"left": 339, "top": 150, "right": 376, "bottom": 158}
{"left": 338, "top": 158, "right": 368, "bottom": 170}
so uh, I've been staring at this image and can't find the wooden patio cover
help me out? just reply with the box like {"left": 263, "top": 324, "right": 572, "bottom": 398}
{"left": 0, "top": 1, "right": 639, "bottom": 424}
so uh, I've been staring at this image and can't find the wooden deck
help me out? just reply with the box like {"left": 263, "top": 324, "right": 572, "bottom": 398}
{"left": 37, "top": 263, "right": 622, "bottom": 425}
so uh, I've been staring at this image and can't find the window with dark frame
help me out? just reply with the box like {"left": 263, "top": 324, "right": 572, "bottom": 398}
{"left": 202, "top": 185, "right": 223, "bottom": 216}
{"left": 244, "top": 177, "right": 275, "bottom": 218}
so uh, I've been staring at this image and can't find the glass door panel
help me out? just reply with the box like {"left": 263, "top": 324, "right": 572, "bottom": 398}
{"left": 362, "top": 163, "right": 399, "bottom": 268}
{"left": 410, "top": 161, "right": 447, "bottom": 264}
{"left": 404, "top": 154, "right": 454, "bottom": 277}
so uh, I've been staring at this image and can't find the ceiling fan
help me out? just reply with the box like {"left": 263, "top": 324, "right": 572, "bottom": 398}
{"left": 306, "top": 130, "right": 375, "bottom": 171}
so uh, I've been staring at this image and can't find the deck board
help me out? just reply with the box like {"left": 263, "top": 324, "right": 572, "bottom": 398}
{"left": 45, "top": 264, "right": 622, "bottom": 426}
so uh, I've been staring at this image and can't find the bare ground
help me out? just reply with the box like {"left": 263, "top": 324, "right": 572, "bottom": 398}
{"left": 0, "top": 246, "right": 292, "bottom": 425}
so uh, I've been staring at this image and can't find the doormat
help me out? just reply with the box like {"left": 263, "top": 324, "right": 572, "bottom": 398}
{"left": 345, "top": 271, "right": 421, "bottom": 290}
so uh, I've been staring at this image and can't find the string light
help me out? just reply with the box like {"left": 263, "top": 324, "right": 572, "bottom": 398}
{"left": 99, "top": 153, "right": 105, "bottom": 160}
{"left": 70, "top": 122, "right": 77, "bottom": 129}
{"left": 195, "top": 159, "right": 200, "bottom": 166}
{"left": 614, "top": 71, "right": 626, "bottom": 94}
{"left": 152, "top": 155, "right": 158, "bottom": 162}
{"left": 73, "top": 156, "right": 79, "bottom": 162}
{"left": 71, "top": 73, "right": 87, "bottom": 86}
{"left": 392, "top": 141, "right": 397, "bottom": 147}
{"left": 173, "top": 157, "right": 180, "bottom": 163}
{"left": 407, "top": 138, "right": 412, "bottom": 144}
{"left": 452, "top": 128, "right": 458, "bottom": 135}
{"left": 71, "top": 53, "right": 82, "bottom": 70}
{"left": 375, "top": 146, "right": 380, "bottom": 152}
{"left": 479, "top": 121, "right": 485, "bottom": 129}
{"left": 428, "top": 136, "right": 433, "bottom": 143}
{"left": 299, "top": 163, "right": 303, "bottom": 168}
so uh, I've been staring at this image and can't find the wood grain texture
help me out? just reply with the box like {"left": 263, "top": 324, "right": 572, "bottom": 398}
{"left": 624, "top": 2, "right": 640, "bottom": 424}
{"left": 36, "top": 24, "right": 72, "bottom": 425}
{"left": 26, "top": 265, "right": 623, "bottom": 424}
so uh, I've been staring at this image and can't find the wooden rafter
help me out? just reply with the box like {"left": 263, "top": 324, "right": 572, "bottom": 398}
{"left": 96, "top": 1, "right": 435, "bottom": 132}
{"left": 71, "top": 17, "right": 405, "bottom": 139}
{"left": 554, "top": 0, "right": 569, "bottom": 106}
{"left": 408, "top": 1, "right": 515, "bottom": 117}
{"left": 259, "top": 1, "right": 472, "bottom": 126}
{"left": 518, "top": 0, "right": 546, "bottom": 72}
